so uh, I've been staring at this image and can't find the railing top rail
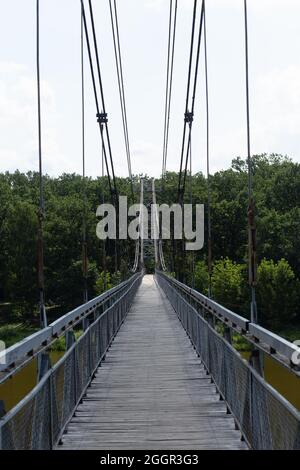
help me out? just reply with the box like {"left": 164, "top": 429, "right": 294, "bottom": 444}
{"left": 50, "top": 275, "right": 133, "bottom": 336}
{"left": 0, "top": 327, "right": 52, "bottom": 374}
{"left": 249, "top": 323, "right": 299, "bottom": 366}
{"left": 174, "top": 281, "right": 300, "bottom": 421}
{"left": 157, "top": 271, "right": 249, "bottom": 331}
{"left": 0, "top": 272, "right": 141, "bottom": 373}
{"left": 0, "top": 271, "right": 143, "bottom": 449}
{"left": 0, "top": 369, "right": 52, "bottom": 426}
{"left": 156, "top": 270, "right": 300, "bottom": 449}
{"left": 156, "top": 271, "right": 299, "bottom": 370}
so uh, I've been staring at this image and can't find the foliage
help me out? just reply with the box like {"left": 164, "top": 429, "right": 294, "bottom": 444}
{"left": 111, "top": 271, "right": 122, "bottom": 287}
{"left": 95, "top": 271, "right": 112, "bottom": 295}
{"left": 211, "top": 258, "right": 245, "bottom": 313}
{"left": 1, "top": 154, "right": 300, "bottom": 336}
{"left": 0, "top": 323, "right": 39, "bottom": 348}
{"left": 194, "top": 261, "right": 209, "bottom": 295}
{"left": 256, "top": 259, "right": 300, "bottom": 329}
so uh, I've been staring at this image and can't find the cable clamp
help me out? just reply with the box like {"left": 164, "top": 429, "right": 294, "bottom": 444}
{"left": 184, "top": 111, "right": 194, "bottom": 124}
{"left": 97, "top": 112, "right": 108, "bottom": 124}
{"left": 37, "top": 206, "right": 45, "bottom": 222}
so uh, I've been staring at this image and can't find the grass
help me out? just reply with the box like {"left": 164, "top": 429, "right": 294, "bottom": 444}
{"left": 0, "top": 323, "right": 39, "bottom": 348}
{"left": 48, "top": 330, "right": 83, "bottom": 352}
{"left": 0, "top": 323, "right": 83, "bottom": 351}
{"left": 232, "top": 333, "right": 252, "bottom": 352}
{"left": 214, "top": 321, "right": 252, "bottom": 352}
{"left": 1, "top": 317, "right": 299, "bottom": 355}
{"left": 213, "top": 316, "right": 300, "bottom": 352}
{"left": 276, "top": 326, "right": 300, "bottom": 343}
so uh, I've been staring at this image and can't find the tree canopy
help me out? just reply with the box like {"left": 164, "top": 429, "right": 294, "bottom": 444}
{"left": 0, "top": 154, "right": 299, "bottom": 336}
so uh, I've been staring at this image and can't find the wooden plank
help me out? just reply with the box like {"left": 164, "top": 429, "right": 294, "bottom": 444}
{"left": 58, "top": 275, "right": 247, "bottom": 450}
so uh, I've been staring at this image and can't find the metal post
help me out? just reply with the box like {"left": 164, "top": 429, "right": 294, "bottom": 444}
{"left": 66, "top": 330, "right": 76, "bottom": 350}
{"left": 0, "top": 401, "right": 5, "bottom": 418}
{"left": 224, "top": 326, "right": 232, "bottom": 344}
{"left": 140, "top": 178, "right": 144, "bottom": 269}
{"left": 152, "top": 178, "right": 159, "bottom": 268}
{"left": 249, "top": 348, "right": 264, "bottom": 376}
{"left": 82, "top": 317, "right": 90, "bottom": 332}
{"left": 207, "top": 312, "right": 215, "bottom": 329}
{"left": 251, "top": 284, "right": 258, "bottom": 324}
{"left": 37, "top": 352, "right": 51, "bottom": 382}
{"left": 49, "top": 373, "right": 54, "bottom": 449}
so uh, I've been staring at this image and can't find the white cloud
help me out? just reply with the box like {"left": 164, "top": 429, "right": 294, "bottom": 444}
{"left": 145, "top": 0, "right": 193, "bottom": 12}
{"left": 208, "top": 0, "right": 300, "bottom": 11}
{"left": 1, "top": 1, "right": 300, "bottom": 179}
{"left": 0, "top": 61, "right": 27, "bottom": 75}
{"left": 145, "top": 0, "right": 164, "bottom": 10}
{"left": 0, "top": 61, "right": 67, "bottom": 175}
{"left": 251, "top": 65, "right": 300, "bottom": 156}
{"left": 132, "top": 140, "right": 162, "bottom": 175}
{"left": 250, "top": 0, "right": 300, "bottom": 11}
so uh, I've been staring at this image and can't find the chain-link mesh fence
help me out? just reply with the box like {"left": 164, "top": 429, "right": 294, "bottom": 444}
{"left": 0, "top": 272, "right": 142, "bottom": 450}
{"left": 156, "top": 272, "right": 300, "bottom": 450}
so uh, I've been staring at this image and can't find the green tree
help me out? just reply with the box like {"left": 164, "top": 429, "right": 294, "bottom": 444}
{"left": 5, "top": 199, "right": 38, "bottom": 320}
{"left": 211, "top": 258, "right": 245, "bottom": 313}
{"left": 95, "top": 271, "right": 111, "bottom": 295}
{"left": 1, "top": 154, "right": 300, "bottom": 334}
{"left": 256, "top": 259, "right": 299, "bottom": 329}
{"left": 194, "top": 260, "right": 209, "bottom": 295}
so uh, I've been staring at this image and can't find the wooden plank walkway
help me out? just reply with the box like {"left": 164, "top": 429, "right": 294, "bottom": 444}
{"left": 59, "top": 275, "right": 247, "bottom": 450}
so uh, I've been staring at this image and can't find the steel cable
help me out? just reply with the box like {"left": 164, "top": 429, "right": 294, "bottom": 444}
{"left": 109, "top": 0, "right": 134, "bottom": 199}
{"left": 244, "top": 0, "right": 258, "bottom": 323}
{"left": 162, "top": 0, "right": 177, "bottom": 178}
{"left": 36, "top": 0, "right": 47, "bottom": 328}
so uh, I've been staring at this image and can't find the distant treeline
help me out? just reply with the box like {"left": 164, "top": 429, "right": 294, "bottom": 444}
{"left": 0, "top": 153, "right": 299, "bottom": 335}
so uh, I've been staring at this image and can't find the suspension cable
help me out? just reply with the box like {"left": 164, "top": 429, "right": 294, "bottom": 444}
{"left": 178, "top": 0, "right": 204, "bottom": 203}
{"left": 164, "top": 0, "right": 177, "bottom": 177}
{"left": 162, "top": 0, "right": 177, "bottom": 178}
{"left": 245, "top": 0, "right": 252, "bottom": 198}
{"left": 188, "top": 133, "right": 195, "bottom": 288}
{"left": 177, "top": 0, "right": 197, "bottom": 200}
{"left": 81, "top": 1, "right": 114, "bottom": 199}
{"left": 36, "top": 0, "right": 47, "bottom": 329}
{"left": 101, "top": 123, "right": 107, "bottom": 290}
{"left": 203, "top": 0, "right": 212, "bottom": 297}
{"left": 88, "top": 0, "right": 118, "bottom": 199}
{"left": 81, "top": 4, "right": 88, "bottom": 303}
{"left": 81, "top": 0, "right": 119, "bottom": 272}
{"left": 87, "top": 0, "right": 119, "bottom": 272}
{"left": 109, "top": 0, "right": 134, "bottom": 200}
{"left": 181, "top": 1, "right": 204, "bottom": 199}
{"left": 244, "top": 0, "right": 257, "bottom": 323}
{"left": 162, "top": 1, "right": 172, "bottom": 178}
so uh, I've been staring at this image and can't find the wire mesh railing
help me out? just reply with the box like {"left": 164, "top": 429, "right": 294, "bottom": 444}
{"left": 156, "top": 271, "right": 300, "bottom": 450}
{"left": 0, "top": 271, "right": 143, "bottom": 450}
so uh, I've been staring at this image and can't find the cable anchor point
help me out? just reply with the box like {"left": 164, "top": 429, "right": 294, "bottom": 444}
{"left": 97, "top": 112, "right": 108, "bottom": 124}
{"left": 184, "top": 111, "right": 194, "bottom": 124}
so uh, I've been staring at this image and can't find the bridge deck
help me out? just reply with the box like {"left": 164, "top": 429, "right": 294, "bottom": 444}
{"left": 59, "top": 276, "right": 247, "bottom": 450}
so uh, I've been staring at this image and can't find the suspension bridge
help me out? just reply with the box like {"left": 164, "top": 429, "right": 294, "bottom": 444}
{"left": 0, "top": 0, "right": 300, "bottom": 451}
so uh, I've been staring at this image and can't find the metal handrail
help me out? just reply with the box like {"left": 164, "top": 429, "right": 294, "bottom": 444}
{"left": 0, "top": 273, "right": 141, "bottom": 375}
{"left": 249, "top": 323, "right": 300, "bottom": 365}
{"left": 0, "top": 271, "right": 143, "bottom": 449}
{"left": 162, "top": 273, "right": 249, "bottom": 331}
{"left": 156, "top": 271, "right": 300, "bottom": 450}
{"left": 156, "top": 270, "right": 300, "bottom": 371}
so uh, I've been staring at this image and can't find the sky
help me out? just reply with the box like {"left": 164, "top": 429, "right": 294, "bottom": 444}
{"left": 0, "top": 0, "right": 300, "bottom": 178}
